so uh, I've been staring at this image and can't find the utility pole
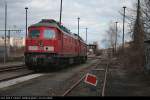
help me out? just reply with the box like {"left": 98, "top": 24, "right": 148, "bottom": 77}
{"left": 59, "top": 0, "right": 63, "bottom": 52}
{"left": 59, "top": 0, "right": 63, "bottom": 24}
{"left": 122, "top": 6, "right": 126, "bottom": 52}
{"left": 137, "top": 0, "right": 140, "bottom": 26}
{"left": 8, "top": 30, "right": 10, "bottom": 57}
{"left": 85, "top": 27, "right": 88, "bottom": 56}
{"left": 115, "top": 22, "right": 118, "bottom": 54}
{"left": 78, "top": 17, "right": 80, "bottom": 38}
{"left": 77, "top": 17, "right": 80, "bottom": 56}
{"left": 133, "top": 0, "right": 143, "bottom": 48}
{"left": 85, "top": 28, "right": 88, "bottom": 44}
{"left": 25, "top": 7, "right": 28, "bottom": 38}
{"left": 4, "top": 1, "right": 7, "bottom": 64}
{"left": 134, "top": 0, "right": 140, "bottom": 44}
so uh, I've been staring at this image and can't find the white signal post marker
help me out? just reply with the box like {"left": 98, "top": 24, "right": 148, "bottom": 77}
{"left": 84, "top": 73, "right": 97, "bottom": 86}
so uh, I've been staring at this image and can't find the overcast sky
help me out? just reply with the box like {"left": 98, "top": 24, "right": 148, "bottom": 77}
{"left": 0, "top": 0, "right": 136, "bottom": 48}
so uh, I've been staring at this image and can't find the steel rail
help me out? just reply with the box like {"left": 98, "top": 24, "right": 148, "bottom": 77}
{"left": 62, "top": 61, "right": 101, "bottom": 96}
{"left": 0, "top": 72, "right": 34, "bottom": 82}
{"left": 0, "top": 65, "right": 25, "bottom": 72}
{"left": 62, "top": 75, "right": 85, "bottom": 96}
{"left": 101, "top": 62, "right": 109, "bottom": 96}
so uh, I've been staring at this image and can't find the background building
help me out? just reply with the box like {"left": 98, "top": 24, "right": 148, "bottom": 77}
{"left": 88, "top": 42, "right": 98, "bottom": 55}
{"left": 0, "top": 37, "right": 25, "bottom": 47}
{"left": 0, "top": 36, "right": 25, "bottom": 58}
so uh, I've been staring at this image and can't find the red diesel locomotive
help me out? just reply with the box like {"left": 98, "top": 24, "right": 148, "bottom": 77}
{"left": 24, "top": 19, "right": 87, "bottom": 70}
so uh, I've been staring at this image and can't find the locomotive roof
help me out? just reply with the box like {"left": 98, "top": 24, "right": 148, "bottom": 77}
{"left": 29, "top": 19, "right": 85, "bottom": 42}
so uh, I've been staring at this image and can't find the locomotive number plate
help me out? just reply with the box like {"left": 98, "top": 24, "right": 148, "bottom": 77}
{"left": 28, "top": 46, "right": 38, "bottom": 51}
{"left": 39, "top": 46, "right": 44, "bottom": 50}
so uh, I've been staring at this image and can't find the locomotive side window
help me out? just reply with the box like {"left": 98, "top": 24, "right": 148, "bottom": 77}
{"left": 44, "top": 30, "right": 55, "bottom": 39}
{"left": 29, "top": 30, "right": 40, "bottom": 38}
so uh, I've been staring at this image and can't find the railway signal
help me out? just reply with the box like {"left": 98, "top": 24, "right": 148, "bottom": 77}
{"left": 84, "top": 73, "right": 97, "bottom": 86}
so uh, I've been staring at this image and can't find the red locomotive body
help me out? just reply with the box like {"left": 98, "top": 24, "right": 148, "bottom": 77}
{"left": 24, "top": 19, "right": 87, "bottom": 70}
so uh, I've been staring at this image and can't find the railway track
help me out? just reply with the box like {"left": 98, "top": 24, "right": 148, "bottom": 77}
{"left": 62, "top": 58, "right": 110, "bottom": 96}
{"left": 88, "top": 56, "right": 103, "bottom": 60}
{"left": 0, "top": 59, "right": 97, "bottom": 84}
{"left": 0, "top": 72, "right": 34, "bottom": 82}
{"left": 0, "top": 64, "right": 34, "bottom": 82}
{"left": 0, "top": 57, "right": 109, "bottom": 96}
{"left": 0, "top": 64, "right": 26, "bottom": 73}
{"left": 102, "top": 63, "right": 109, "bottom": 96}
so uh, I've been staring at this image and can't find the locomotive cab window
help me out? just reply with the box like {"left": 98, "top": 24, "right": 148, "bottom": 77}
{"left": 29, "top": 30, "right": 40, "bottom": 38}
{"left": 44, "top": 29, "right": 55, "bottom": 39}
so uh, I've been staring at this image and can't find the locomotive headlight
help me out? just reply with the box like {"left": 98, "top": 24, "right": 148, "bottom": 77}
{"left": 28, "top": 46, "right": 38, "bottom": 51}
{"left": 44, "top": 46, "right": 54, "bottom": 52}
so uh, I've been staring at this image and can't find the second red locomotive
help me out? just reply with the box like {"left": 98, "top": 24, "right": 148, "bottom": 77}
{"left": 24, "top": 19, "right": 87, "bottom": 70}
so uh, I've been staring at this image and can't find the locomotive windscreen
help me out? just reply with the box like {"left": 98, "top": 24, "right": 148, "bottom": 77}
{"left": 29, "top": 30, "right": 40, "bottom": 38}
{"left": 43, "top": 29, "right": 55, "bottom": 39}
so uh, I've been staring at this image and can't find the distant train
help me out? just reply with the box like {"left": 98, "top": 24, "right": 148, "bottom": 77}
{"left": 24, "top": 19, "right": 87, "bottom": 70}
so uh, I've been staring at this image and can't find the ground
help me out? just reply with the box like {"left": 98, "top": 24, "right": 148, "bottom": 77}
{"left": 0, "top": 59, "right": 99, "bottom": 96}
{"left": 0, "top": 56, "right": 150, "bottom": 96}
{"left": 106, "top": 57, "right": 150, "bottom": 96}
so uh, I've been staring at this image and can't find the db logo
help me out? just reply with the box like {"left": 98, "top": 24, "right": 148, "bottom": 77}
{"left": 84, "top": 73, "right": 97, "bottom": 86}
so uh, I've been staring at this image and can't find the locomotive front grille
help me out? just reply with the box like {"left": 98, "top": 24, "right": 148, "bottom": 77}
{"left": 25, "top": 53, "right": 58, "bottom": 66}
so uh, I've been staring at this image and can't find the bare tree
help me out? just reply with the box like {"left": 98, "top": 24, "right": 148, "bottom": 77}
{"left": 119, "top": 6, "right": 137, "bottom": 41}
{"left": 104, "top": 22, "right": 117, "bottom": 54}
{"left": 133, "top": 0, "right": 144, "bottom": 49}
{"left": 119, "top": 0, "right": 144, "bottom": 48}
{"left": 141, "top": 0, "right": 150, "bottom": 39}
